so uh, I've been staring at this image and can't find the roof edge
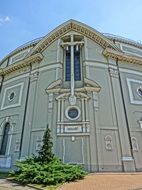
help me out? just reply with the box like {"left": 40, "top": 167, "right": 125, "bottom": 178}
{"left": 28, "top": 19, "right": 122, "bottom": 56}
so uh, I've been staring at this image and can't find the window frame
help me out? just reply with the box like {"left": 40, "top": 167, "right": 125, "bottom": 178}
{"left": 0, "top": 122, "right": 10, "bottom": 155}
{"left": 64, "top": 45, "right": 82, "bottom": 82}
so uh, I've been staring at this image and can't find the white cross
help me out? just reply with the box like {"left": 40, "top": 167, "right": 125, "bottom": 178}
{"left": 61, "top": 34, "right": 84, "bottom": 105}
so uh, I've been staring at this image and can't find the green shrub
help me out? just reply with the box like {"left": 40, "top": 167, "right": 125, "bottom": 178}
{"left": 37, "top": 127, "right": 54, "bottom": 163}
{"left": 9, "top": 126, "right": 87, "bottom": 185}
{"left": 9, "top": 156, "right": 87, "bottom": 185}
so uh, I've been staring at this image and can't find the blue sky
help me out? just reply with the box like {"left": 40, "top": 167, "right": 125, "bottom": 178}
{"left": 0, "top": 0, "right": 142, "bottom": 60}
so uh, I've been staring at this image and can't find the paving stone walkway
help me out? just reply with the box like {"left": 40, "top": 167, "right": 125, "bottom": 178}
{"left": 0, "top": 179, "right": 37, "bottom": 190}
{"left": 1, "top": 173, "right": 142, "bottom": 190}
{"left": 58, "top": 173, "right": 142, "bottom": 190}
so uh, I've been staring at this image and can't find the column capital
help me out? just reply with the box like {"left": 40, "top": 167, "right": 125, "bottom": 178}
{"left": 30, "top": 71, "right": 39, "bottom": 82}
{"left": 108, "top": 66, "right": 119, "bottom": 78}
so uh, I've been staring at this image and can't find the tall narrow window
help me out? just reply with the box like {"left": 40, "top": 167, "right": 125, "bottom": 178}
{"left": 65, "top": 46, "right": 71, "bottom": 81}
{"left": 63, "top": 35, "right": 84, "bottom": 82}
{"left": 0, "top": 123, "right": 10, "bottom": 155}
{"left": 65, "top": 46, "right": 81, "bottom": 81}
{"left": 74, "top": 46, "right": 81, "bottom": 81}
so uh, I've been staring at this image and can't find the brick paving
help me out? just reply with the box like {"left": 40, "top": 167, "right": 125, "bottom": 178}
{"left": 1, "top": 173, "right": 142, "bottom": 190}
{"left": 58, "top": 173, "right": 142, "bottom": 190}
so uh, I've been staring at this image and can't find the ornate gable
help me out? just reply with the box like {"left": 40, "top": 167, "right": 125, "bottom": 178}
{"left": 28, "top": 20, "right": 121, "bottom": 56}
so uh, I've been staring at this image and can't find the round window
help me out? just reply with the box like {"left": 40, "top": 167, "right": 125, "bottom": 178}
{"left": 68, "top": 108, "right": 78, "bottom": 119}
{"left": 65, "top": 106, "right": 80, "bottom": 120}
{"left": 137, "top": 87, "right": 142, "bottom": 97}
{"left": 8, "top": 91, "right": 16, "bottom": 101}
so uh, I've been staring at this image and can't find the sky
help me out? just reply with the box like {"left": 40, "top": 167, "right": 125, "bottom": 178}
{"left": 0, "top": 0, "right": 142, "bottom": 60}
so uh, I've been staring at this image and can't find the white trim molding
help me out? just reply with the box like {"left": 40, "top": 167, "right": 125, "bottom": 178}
{"left": 119, "top": 68, "right": 142, "bottom": 77}
{"left": 1, "top": 82, "right": 24, "bottom": 110}
{"left": 3, "top": 73, "right": 29, "bottom": 85}
{"left": 127, "top": 78, "right": 142, "bottom": 104}
{"left": 9, "top": 48, "right": 31, "bottom": 65}
{"left": 65, "top": 106, "right": 81, "bottom": 121}
{"left": 29, "top": 20, "right": 120, "bottom": 56}
{"left": 0, "top": 53, "right": 43, "bottom": 76}
{"left": 103, "top": 48, "right": 142, "bottom": 65}
{"left": 120, "top": 43, "right": 142, "bottom": 58}
{"left": 62, "top": 137, "right": 84, "bottom": 164}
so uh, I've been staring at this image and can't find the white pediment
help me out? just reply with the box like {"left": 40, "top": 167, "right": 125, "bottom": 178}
{"left": 46, "top": 78, "right": 101, "bottom": 94}
{"left": 46, "top": 79, "right": 62, "bottom": 91}
{"left": 28, "top": 20, "right": 121, "bottom": 56}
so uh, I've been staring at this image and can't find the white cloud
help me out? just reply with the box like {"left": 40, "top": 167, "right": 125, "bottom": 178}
{"left": 0, "top": 16, "right": 11, "bottom": 25}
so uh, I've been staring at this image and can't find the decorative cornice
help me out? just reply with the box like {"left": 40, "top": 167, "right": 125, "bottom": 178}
{"left": 104, "top": 34, "right": 142, "bottom": 50}
{"left": 76, "top": 92, "right": 90, "bottom": 100}
{"left": 71, "top": 22, "right": 120, "bottom": 51}
{"left": 30, "top": 23, "right": 72, "bottom": 55}
{"left": 46, "top": 77, "right": 101, "bottom": 94}
{"left": 0, "top": 53, "right": 43, "bottom": 76}
{"left": 103, "top": 48, "right": 142, "bottom": 65}
{"left": 0, "top": 38, "right": 42, "bottom": 65}
{"left": 29, "top": 20, "right": 121, "bottom": 55}
{"left": 55, "top": 92, "right": 90, "bottom": 100}
{"left": 84, "top": 78, "right": 101, "bottom": 89}
{"left": 46, "top": 79, "right": 62, "bottom": 91}
{"left": 46, "top": 86, "right": 101, "bottom": 94}
{"left": 55, "top": 93, "right": 70, "bottom": 100}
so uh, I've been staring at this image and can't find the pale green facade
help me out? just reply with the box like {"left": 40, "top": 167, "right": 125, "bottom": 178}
{"left": 0, "top": 20, "right": 142, "bottom": 172}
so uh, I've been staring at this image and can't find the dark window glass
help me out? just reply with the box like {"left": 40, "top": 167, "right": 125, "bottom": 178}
{"left": 137, "top": 87, "right": 142, "bottom": 97}
{"left": 65, "top": 46, "right": 71, "bottom": 81}
{"left": 9, "top": 92, "right": 15, "bottom": 100}
{"left": 68, "top": 108, "right": 79, "bottom": 119}
{"left": 74, "top": 47, "right": 81, "bottom": 81}
{"left": 65, "top": 46, "right": 81, "bottom": 81}
{"left": 0, "top": 123, "right": 10, "bottom": 155}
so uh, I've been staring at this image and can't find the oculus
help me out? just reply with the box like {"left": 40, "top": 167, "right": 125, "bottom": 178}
{"left": 65, "top": 106, "right": 80, "bottom": 120}
{"left": 8, "top": 91, "right": 16, "bottom": 102}
{"left": 137, "top": 87, "right": 142, "bottom": 97}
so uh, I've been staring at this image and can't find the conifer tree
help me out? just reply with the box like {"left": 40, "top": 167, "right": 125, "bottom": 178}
{"left": 38, "top": 125, "right": 54, "bottom": 163}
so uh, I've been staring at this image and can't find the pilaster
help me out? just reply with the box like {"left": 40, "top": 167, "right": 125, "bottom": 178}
{"left": 0, "top": 76, "right": 3, "bottom": 94}
{"left": 109, "top": 66, "right": 135, "bottom": 172}
{"left": 61, "top": 99, "right": 64, "bottom": 133}
{"left": 57, "top": 99, "right": 61, "bottom": 133}
{"left": 20, "top": 71, "right": 39, "bottom": 157}
{"left": 81, "top": 98, "right": 85, "bottom": 132}
{"left": 92, "top": 92, "right": 100, "bottom": 172}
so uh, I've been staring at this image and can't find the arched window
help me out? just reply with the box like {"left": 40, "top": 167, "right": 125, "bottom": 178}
{"left": 0, "top": 123, "right": 10, "bottom": 155}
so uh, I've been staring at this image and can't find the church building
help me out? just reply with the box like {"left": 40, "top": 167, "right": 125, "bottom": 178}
{"left": 0, "top": 20, "right": 142, "bottom": 172}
